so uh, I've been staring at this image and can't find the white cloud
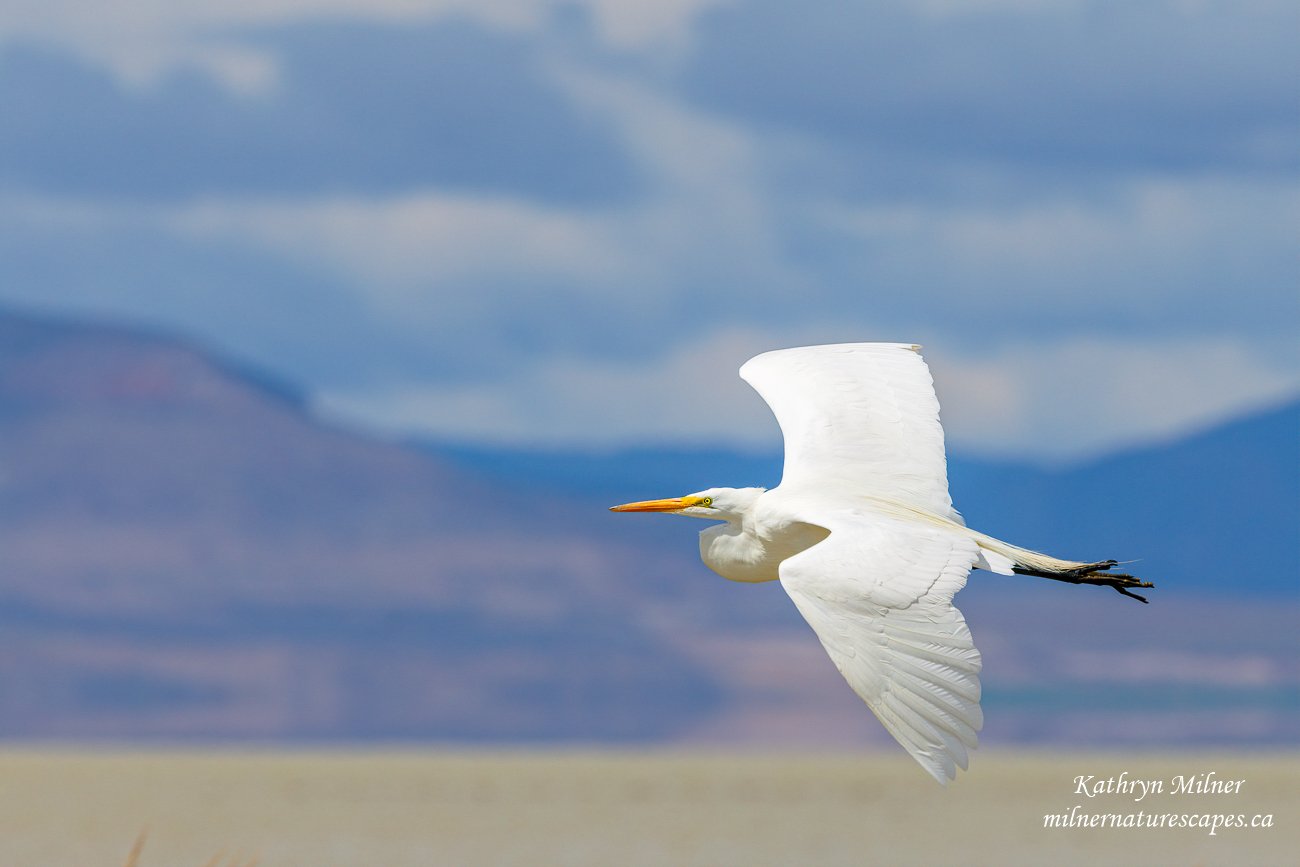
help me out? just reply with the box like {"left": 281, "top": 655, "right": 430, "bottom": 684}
{"left": 0, "top": 50, "right": 807, "bottom": 360}
{"left": 0, "top": 0, "right": 732, "bottom": 87}
{"left": 913, "top": 0, "right": 1084, "bottom": 15}
{"left": 131, "top": 65, "right": 805, "bottom": 328}
{"left": 7, "top": 184, "right": 1293, "bottom": 461}
{"left": 0, "top": 1, "right": 527, "bottom": 85}
{"left": 819, "top": 175, "right": 1300, "bottom": 318}
{"left": 567, "top": 0, "right": 739, "bottom": 53}
{"left": 929, "top": 337, "right": 1300, "bottom": 460}
{"left": 937, "top": 180, "right": 1290, "bottom": 273}
{"left": 170, "top": 193, "right": 629, "bottom": 303}
{"left": 315, "top": 326, "right": 1299, "bottom": 459}
{"left": 549, "top": 62, "right": 811, "bottom": 298}
{"left": 315, "top": 325, "right": 826, "bottom": 448}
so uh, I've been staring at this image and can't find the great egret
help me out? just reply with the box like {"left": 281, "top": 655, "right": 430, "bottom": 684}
{"left": 610, "top": 343, "right": 1151, "bottom": 784}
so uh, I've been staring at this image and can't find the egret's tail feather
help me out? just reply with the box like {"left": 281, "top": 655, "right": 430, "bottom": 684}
{"left": 970, "top": 534, "right": 1093, "bottom": 575}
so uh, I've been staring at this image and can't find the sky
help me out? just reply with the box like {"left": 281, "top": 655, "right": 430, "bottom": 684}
{"left": 1, "top": 0, "right": 1296, "bottom": 460}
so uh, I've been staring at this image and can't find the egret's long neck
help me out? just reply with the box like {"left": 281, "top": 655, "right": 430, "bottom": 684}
{"left": 697, "top": 514, "right": 829, "bottom": 584}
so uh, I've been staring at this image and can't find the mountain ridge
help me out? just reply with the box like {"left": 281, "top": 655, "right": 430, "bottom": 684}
{"left": 0, "top": 307, "right": 1293, "bottom": 748}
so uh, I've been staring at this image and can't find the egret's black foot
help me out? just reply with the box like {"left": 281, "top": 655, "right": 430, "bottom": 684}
{"left": 1013, "top": 561, "right": 1154, "bottom": 603}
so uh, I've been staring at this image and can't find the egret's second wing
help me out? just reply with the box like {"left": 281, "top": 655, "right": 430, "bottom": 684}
{"left": 740, "top": 343, "right": 957, "bottom": 521}
{"left": 778, "top": 514, "right": 983, "bottom": 784}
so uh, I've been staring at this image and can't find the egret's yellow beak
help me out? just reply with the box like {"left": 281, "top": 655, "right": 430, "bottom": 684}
{"left": 609, "top": 496, "right": 702, "bottom": 513}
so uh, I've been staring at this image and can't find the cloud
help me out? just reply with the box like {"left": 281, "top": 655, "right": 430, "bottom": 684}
{"left": 811, "top": 175, "right": 1300, "bottom": 342}
{"left": 0, "top": 0, "right": 732, "bottom": 84}
{"left": 928, "top": 338, "right": 1300, "bottom": 460}
{"left": 681, "top": 0, "right": 1299, "bottom": 177}
{"left": 0, "top": 21, "right": 637, "bottom": 204}
{"left": 90, "top": 66, "right": 813, "bottom": 359}
{"left": 170, "top": 193, "right": 629, "bottom": 296}
{"left": 316, "top": 324, "right": 1300, "bottom": 459}
{"left": 4, "top": 147, "right": 1295, "bottom": 444}
{"left": 576, "top": 0, "right": 739, "bottom": 52}
{"left": 2, "top": 0, "right": 1296, "bottom": 461}
{"left": 0, "top": 194, "right": 409, "bottom": 389}
{"left": 314, "top": 326, "right": 808, "bottom": 448}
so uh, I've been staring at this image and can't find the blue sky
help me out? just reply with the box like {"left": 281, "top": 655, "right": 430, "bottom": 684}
{"left": 1, "top": 0, "right": 1296, "bottom": 459}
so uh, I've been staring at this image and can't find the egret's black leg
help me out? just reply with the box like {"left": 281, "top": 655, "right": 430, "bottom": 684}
{"left": 1012, "top": 561, "right": 1154, "bottom": 603}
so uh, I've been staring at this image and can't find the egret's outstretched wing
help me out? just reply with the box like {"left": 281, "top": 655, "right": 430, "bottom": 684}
{"left": 740, "top": 343, "right": 958, "bottom": 521}
{"left": 778, "top": 510, "right": 983, "bottom": 784}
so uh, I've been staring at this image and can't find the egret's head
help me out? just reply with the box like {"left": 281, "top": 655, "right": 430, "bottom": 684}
{"left": 609, "top": 487, "right": 764, "bottom": 521}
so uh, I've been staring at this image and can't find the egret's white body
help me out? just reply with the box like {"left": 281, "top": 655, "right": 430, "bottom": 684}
{"left": 611, "top": 343, "right": 1149, "bottom": 784}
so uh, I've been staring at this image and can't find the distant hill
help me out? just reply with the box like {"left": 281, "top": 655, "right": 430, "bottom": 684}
{"left": 0, "top": 308, "right": 719, "bottom": 741}
{"left": 0, "top": 306, "right": 1294, "bottom": 749}
{"left": 951, "top": 401, "right": 1299, "bottom": 596}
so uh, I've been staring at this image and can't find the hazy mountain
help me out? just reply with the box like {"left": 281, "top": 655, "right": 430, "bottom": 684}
{"left": 0, "top": 307, "right": 1293, "bottom": 749}
{"left": 0, "top": 308, "right": 720, "bottom": 740}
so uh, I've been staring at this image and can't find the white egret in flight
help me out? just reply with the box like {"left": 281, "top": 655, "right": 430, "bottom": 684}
{"left": 611, "top": 343, "right": 1151, "bottom": 784}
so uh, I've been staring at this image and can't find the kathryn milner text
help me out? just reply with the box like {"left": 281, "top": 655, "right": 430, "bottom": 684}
{"left": 1073, "top": 772, "right": 1244, "bottom": 803}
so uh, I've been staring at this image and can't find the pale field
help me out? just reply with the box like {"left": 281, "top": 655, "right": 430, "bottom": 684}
{"left": 0, "top": 749, "right": 1294, "bottom": 867}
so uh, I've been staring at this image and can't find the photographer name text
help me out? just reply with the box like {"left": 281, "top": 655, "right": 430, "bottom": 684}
{"left": 1073, "top": 771, "right": 1242, "bottom": 803}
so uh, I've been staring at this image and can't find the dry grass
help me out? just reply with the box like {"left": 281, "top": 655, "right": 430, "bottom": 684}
{"left": 2, "top": 748, "right": 1293, "bottom": 866}
{"left": 120, "top": 830, "right": 258, "bottom": 867}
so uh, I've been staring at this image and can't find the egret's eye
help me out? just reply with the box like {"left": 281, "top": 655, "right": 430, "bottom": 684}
{"left": 700, "top": 497, "right": 713, "bottom": 507}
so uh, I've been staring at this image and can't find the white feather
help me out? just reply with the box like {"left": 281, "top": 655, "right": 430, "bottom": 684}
{"left": 775, "top": 506, "right": 983, "bottom": 784}
{"left": 740, "top": 343, "right": 962, "bottom": 525}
